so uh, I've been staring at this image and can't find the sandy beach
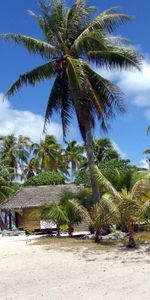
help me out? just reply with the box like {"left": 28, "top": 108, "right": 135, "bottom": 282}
{"left": 0, "top": 235, "right": 150, "bottom": 300}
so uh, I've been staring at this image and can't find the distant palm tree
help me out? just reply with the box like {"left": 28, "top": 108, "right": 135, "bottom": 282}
{"left": 0, "top": 164, "right": 15, "bottom": 230}
{"left": 1, "top": 1, "right": 141, "bottom": 203}
{"left": 33, "top": 135, "right": 62, "bottom": 172}
{"left": 65, "top": 140, "right": 84, "bottom": 181}
{"left": 93, "top": 138, "right": 120, "bottom": 163}
{"left": 0, "top": 135, "right": 31, "bottom": 179}
{"left": 94, "top": 166, "right": 150, "bottom": 247}
{"left": 21, "top": 157, "right": 40, "bottom": 180}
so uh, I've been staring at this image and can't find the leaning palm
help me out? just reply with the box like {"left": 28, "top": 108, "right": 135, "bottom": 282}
{"left": 94, "top": 166, "right": 150, "bottom": 247}
{"left": 0, "top": 0, "right": 142, "bottom": 203}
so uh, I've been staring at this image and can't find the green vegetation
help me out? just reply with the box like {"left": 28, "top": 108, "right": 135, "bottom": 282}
{"left": 94, "top": 166, "right": 150, "bottom": 247}
{"left": 24, "top": 171, "right": 65, "bottom": 186}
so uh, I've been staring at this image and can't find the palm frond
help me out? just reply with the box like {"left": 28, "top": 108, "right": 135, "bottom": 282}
{"left": 0, "top": 34, "right": 56, "bottom": 59}
{"left": 44, "top": 75, "right": 73, "bottom": 137}
{"left": 131, "top": 179, "right": 150, "bottom": 199}
{"left": 85, "top": 65, "right": 125, "bottom": 116}
{"left": 68, "top": 199, "right": 91, "bottom": 222}
{"left": 66, "top": 0, "right": 94, "bottom": 43}
{"left": 28, "top": 10, "right": 53, "bottom": 42}
{"left": 88, "top": 46, "right": 142, "bottom": 71}
{"left": 140, "top": 199, "right": 150, "bottom": 221}
{"left": 87, "top": 7, "right": 133, "bottom": 34}
{"left": 143, "top": 149, "right": 150, "bottom": 154}
{"left": 66, "top": 57, "right": 95, "bottom": 139}
{"left": 94, "top": 165, "right": 121, "bottom": 200}
{"left": 5, "top": 62, "right": 55, "bottom": 98}
{"left": 147, "top": 126, "right": 150, "bottom": 135}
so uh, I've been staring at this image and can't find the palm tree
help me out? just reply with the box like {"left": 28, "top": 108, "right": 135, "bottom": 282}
{"left": 33, "top": 135, "right": 63, "bottom": 172}
{"left": 38, "top": 199, "right": 84, "bottom": 237}
{"left": 62, "top": 194, "right": 119, "bottom": 242}
{"left": 94, "top": 166, "right": 150, "bottom": 247}
{"left": 21, "top": 157, "right": 41, "bottom": 180}
{"left": 0, "top": 135, "right": 31, "bottom": 179}
{"left": 0, "top": 164, "right": 15, "bottom": 230}
{"left": 0, "top": 1, "right": 141, "bottom": 203}
{"left": 93, "top": 138, "right": 120, "bottom": 163}
{"left": 65, "top": 140, "right": 84, "bottom": 181}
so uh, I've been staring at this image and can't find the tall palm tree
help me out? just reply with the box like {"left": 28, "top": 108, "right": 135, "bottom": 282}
{"left": 94, "top": 166, "right": 150, "bottom": 247}
{"left": 0, "top": 0, "right": 141, "bottom": 203}
{"left": 0, "top": 135, "right": 31, "bottom": 179}
{"left": 65, "top": 140, "right": 84, "bottom": 181}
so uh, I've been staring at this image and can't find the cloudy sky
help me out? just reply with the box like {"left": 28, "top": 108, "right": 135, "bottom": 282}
{"left": 0, "top": 0, "right": 150, "bottom": 168}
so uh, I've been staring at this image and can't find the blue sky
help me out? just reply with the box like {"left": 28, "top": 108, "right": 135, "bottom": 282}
{"left": 0, "top": 0, "right": 150, "bottom": 167}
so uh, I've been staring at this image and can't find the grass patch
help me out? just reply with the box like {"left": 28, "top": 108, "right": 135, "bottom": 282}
{"left": 134, "top": 231, "right": 150, "bottom": 243}
{"left": 31, "top": 236, "right": 121, "bottom": 252}
{"left": 31, "top": 231, "right": 150, "bottom": 252}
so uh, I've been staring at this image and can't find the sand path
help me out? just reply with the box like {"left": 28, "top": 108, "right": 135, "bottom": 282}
{"left": 0, "top": 236, "right": 150, "bottom": 300}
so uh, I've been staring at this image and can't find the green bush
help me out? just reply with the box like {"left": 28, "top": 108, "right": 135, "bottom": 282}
{"left": 74, "top": 169, "right": 90, "bottom": 186}
{"left": 24, "top": 171, "right": 65, "bottom": 186}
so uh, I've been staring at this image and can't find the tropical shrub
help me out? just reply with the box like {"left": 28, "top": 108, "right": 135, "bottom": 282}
{"left": 74, "top": 169, "right": 90, "bottom": 186}
{"left": 24, "top": 171, "right": 65, "bottom": 186}
{"left": 94, "top": 166, "right": 150, "bottom": 247}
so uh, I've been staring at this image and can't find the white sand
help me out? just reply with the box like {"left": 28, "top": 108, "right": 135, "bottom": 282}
{"left": 0, "top": 235, "right": 150, "bottom": 300}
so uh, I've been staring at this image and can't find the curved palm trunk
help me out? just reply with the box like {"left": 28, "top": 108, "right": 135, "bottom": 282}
{"left": 127, "top": 220, "right": 136, "bottom": 248}
{"left": 85, "top": 126, "right": 100, "bottom": 204}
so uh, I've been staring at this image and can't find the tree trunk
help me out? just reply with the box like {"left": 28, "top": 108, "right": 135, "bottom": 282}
{"left": 57, "top": 225, "right": 60, "bottom": 237}
{"left": 127, "top": 221, "right": 136, "bottom": 248}
{"left": 68, "top": 224, "right": 73, "bottom": 237}
{"left": 95, "top": 229, "right": 100, "bottom": 243}
{"left": 85, "top": 126, "right": 100, "bottom": 204}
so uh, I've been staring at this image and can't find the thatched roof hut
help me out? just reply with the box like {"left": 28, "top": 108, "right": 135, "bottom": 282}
{"left": 0, "top": 184, "right": 83, "bottom": 231}
{"left": 0, "top": 184, "right": 83, "bottom": 210}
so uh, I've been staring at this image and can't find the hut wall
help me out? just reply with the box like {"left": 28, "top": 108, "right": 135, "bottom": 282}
{"left": 17, "top": 208, "right": 40, "bottom": 231}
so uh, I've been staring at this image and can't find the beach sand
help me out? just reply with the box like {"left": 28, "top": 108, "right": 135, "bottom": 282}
{"left": 0, "top": 235, "right": 150, "bottom": 300}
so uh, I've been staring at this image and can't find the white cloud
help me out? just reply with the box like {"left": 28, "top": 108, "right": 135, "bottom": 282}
{"left": 111, "top": 140, "right": 127, "bottom": 159}
{"left": 96, "top": 60, "right": 150, "bottom": 115}
{"left": 0, "top": 93, "right": 63, "bottom": 142}
{"left": 138, "top": 158, "right": 149, "bottom": 169}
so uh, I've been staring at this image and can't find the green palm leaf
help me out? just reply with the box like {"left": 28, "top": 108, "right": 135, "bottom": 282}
{"left": 0, "top": 34, "right": 56, "bottom": 58}
{"left": 5, "top": 62, "right": 55, "bottom": 98}
{"left": 88, "top": 46, "right": 142, "bottom": 70}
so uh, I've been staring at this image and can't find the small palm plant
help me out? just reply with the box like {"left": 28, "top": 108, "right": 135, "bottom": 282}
{"left": 37, "top": 198, "right": 86, "bottom": 237}
{"left": 94, "top": 166, "right": 150, "bottom": 247}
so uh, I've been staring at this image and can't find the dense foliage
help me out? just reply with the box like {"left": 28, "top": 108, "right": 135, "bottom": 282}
{"left": 24, "top": 171, "right": 65, "bottom": 186}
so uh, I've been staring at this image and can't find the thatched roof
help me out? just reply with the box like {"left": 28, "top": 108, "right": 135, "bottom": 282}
{"left": 0, "top": 185, "right": 83, "bottom": 210}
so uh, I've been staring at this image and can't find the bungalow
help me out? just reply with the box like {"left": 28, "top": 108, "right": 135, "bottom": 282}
{"left": 0, "top": 184, "right": 83, "bottom": 232}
